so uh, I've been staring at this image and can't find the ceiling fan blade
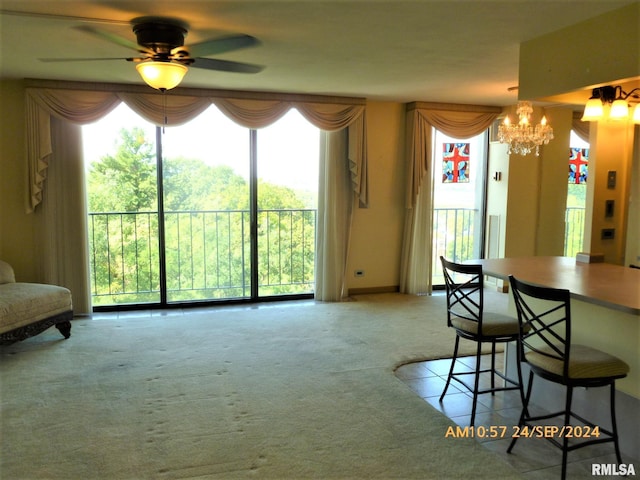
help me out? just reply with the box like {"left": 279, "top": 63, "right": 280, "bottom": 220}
{"left": 185, "top": 34, "right": 260, "bottom": 58}
{"left": 74, "top": 25, "right": 151, "bottom": 54}
{"left": 190, "top": 57, "right": 264, "bottom": 74}
{"left": 39, "top": 57, "right": 132, "bottom": 62}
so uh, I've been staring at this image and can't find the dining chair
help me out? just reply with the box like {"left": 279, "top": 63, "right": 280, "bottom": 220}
{"left": 507, "top": 274, "right": 629, "bottom": 480}
{"left": 439, "top": 257, "right": 525, "bottom": 426}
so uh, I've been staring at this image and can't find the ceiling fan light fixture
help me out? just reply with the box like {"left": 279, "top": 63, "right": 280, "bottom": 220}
{"left": 135, "top": 60, "right": 188, "bottom": 91}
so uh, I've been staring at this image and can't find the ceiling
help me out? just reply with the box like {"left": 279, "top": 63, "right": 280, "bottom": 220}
{"left": 1, "top": 1, "right": 636, "bottom": 106}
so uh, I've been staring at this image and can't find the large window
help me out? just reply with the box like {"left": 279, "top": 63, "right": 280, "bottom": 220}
{"left": 83, "top": 104, "right": 319, "bottom": 307}
{"left": 565, "top": 130, "right": 589, "bottom": 257}
{"left": 431, "top": 129, "right": 488, "bottom": 285}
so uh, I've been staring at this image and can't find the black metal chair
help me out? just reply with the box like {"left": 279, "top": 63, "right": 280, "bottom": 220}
{"left": 439, "top": 257, "right": 525, "bottom": 426}
{"left": 507, "top": 275, "right": 629, "bottom": 480}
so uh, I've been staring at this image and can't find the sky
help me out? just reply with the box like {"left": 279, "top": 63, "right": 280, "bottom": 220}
{"left": 81, "top": 103, "right": 320, "bottom": 193}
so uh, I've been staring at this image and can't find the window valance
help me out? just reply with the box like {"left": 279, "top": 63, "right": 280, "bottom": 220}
{"left": 404, "top": 102, "right": 501, "bottom": 208}
{"left": 25, "top": 81, "right": 368, "bottom": 212}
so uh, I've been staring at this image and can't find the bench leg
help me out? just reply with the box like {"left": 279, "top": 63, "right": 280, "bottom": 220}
{"left": 55, "top": 321, "right": 72, "bottom": 339}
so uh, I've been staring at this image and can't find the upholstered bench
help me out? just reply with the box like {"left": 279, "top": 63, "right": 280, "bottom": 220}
{"left": 0, "top": 260, "right": 73, "bottom": 345}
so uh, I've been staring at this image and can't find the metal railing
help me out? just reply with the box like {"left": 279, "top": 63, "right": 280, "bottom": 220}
{"left": 431, "top": 208, "right": 478, "bottom": 285}
{"left": 88, "top": 209, "right": 316, "bottom": 306}
{"left": 89, "top": 206, "right": 584, "bottom": 305}
{"left": 564, "top": 207, "right": 585, "bottom": 257}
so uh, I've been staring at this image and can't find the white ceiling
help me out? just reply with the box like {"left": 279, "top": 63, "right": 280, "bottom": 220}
{"left": 1, "top": 1, "right": 636, "bottom": 105}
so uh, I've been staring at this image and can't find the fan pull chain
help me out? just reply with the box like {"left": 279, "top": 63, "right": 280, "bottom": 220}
{"left": 162, "top": 89, "right": 167, "bottom": 133}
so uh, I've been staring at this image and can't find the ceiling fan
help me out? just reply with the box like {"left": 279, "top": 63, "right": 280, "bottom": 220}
{"left": 41, "top": 16, "right": 264, "bottom": 91}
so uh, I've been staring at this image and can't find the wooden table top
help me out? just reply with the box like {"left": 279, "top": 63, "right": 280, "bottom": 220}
{"left": 472, "top": 256, "right": 640, "bottom": 315}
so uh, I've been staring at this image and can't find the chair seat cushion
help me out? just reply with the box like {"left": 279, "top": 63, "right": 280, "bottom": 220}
{"left": 526, "top": 344, "right": 630, "bottom": 380}
{"left": 451, "top": 311, "right": 520, "bottom": 337}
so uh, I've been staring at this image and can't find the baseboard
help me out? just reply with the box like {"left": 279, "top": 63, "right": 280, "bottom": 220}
{"left": 348, "top": 285, "right": 399, "bottom": 295}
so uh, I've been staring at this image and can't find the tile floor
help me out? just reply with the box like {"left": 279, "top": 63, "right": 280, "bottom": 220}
{"left": 395, "top": 354, "right": 638, "bottom": 479}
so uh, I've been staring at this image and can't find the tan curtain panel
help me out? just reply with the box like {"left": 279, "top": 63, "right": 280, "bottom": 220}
{"left": 35, "top": 117, "right": 91, "bottom": 314}
{"left": 315, "top": 129, "right": 354, "bottom": 301}
{"left": 400, "top": 102, "right": 500, "bottom": 294}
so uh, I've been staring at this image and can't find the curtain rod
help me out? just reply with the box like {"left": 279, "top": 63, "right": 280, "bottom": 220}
{"left": 24, "top": 79, "right": 367, "bottom": 106}
{"left": 407, "top": 101, "right": 502, "bottom": 113}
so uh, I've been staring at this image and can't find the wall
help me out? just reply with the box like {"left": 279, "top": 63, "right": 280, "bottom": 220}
{"left": 535, "top": 106, "right": 572, "bottom": 256}
{"left": 583, "top": 119, "right": 636, "bottom": 264}
{"left": 346, "top": 101, "right": 406, "bottom": 293}
{"left": 519, "top": 3, "right": 639, "bottom": 101}
{"left": 492, "top": 105, "right": 575, "bottom": 260}
{"left": 0, "top": 80, "right": 38, "bottom": 281}
{"left": 626, "top": 127, "right": 640, "bottom": 267}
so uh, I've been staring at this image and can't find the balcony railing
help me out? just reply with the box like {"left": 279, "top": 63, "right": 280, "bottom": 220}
{"left": 89, "top": 206, "right": 585, "bottom": 305}
{"left": 88, "top": 209, "right": 316, "bottom": 306}
{"left": 432, "top": 208, "right": 478, "bottom": 285}
{"left": 564, "top": 207, "right": 585, "bottom": 257}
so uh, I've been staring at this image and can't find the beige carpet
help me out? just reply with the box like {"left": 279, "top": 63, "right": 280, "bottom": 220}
{"left": 0, "top": 292, "right": 521, "bottom": 479}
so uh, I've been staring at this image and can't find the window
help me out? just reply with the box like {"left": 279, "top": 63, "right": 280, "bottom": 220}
{"left": 565, "top": 131, "right": 589, "bottom": 257}
{"left": 83, "top": 104, "right": 319, "bottom": 308}
{"left": 431, "top": 129, "right": 489, "bottom": 286}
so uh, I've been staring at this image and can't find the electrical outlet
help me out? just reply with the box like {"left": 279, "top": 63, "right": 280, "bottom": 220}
{"left": 354, "top": 270, "right": 365, "bottom": 277}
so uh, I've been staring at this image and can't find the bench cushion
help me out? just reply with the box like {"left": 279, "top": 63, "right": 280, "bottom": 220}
{"left": 0, "top": 282, "right": 73, "bottom": 334}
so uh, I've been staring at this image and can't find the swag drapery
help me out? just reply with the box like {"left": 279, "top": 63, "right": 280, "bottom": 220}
{"left": 25, "top": 81, "right": 368, "bottom": 311}
{"left": 400, "top": 102, "right": 501, "bottom": 295}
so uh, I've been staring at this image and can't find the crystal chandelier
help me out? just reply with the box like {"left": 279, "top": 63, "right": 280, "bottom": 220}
{"left": 498, "top": 101, "right": 554, "bottom": 156}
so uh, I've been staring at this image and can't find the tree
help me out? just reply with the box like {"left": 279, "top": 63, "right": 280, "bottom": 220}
{"left": 88, "top": 127, "right": 317, "bottom": 304}
{"left": 88, "top": 127, "right": 157, "bottom": 212}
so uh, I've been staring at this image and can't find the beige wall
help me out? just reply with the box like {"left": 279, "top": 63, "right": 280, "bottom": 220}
{"left": 492, "top": 105, "right": 576, "bottom": 259}
{"left": 583, "top": 120, "right": 636, "bottom": 264}
{"left": 535, "top": 107, "right": 572, "bottom": 256}
{"left": 519, "top": 3, "right": 639, "bottom": 101}
{"left": 0, "top": 80, "right": 38, "bottom": 281}
{"left": 346, "top": 101, "right": 406, "bottom": 293}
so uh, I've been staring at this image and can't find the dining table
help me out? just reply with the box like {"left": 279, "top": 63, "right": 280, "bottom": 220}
{"left": 471, "top": 256, "right": 639, "bottom": 398}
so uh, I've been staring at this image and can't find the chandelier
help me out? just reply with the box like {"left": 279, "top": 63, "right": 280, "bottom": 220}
{"left": 498, "top": 101, "right": 554, "bottom": 156}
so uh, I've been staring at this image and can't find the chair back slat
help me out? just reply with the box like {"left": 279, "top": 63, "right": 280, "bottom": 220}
{"left": 509, "top": 275, "right": 571, "bottom": 378}
{"left": 440, "top": 256, "right": 484, "bottom": 329}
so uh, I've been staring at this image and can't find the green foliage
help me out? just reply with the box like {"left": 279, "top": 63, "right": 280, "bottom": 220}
{"left": 88, "top": 127, "right": 316, "bottom": 305}
{"left": 88, "top": 128, "right": 157, "bottom": 212}
{"left": 566, "top": 183, "right": 587, "bottom": 208}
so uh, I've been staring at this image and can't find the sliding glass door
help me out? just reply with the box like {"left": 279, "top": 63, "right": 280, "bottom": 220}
{"left": 83, "top": 104, "right": 319, "bottom": 308}
{"left": 161, "top": 107, "right": 251, "bottom": 302}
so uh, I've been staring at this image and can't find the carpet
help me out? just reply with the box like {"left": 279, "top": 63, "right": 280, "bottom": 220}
{"left": 0, "top": 292, "right": 521, "bottom": 479}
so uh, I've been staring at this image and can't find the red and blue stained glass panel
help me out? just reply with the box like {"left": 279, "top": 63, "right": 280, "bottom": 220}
{"left": 442, "top": 143, "right": 470, "bottom": 183}
{"left": 569, "top": 148, "right": 588, "bottom": 184}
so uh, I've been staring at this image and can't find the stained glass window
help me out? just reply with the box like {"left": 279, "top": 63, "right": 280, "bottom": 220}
{"left": 569, "top": 148, "right": 588, "bottom": 184}
{"left": 442, "top": 143, "right": 470, "bottom": 183}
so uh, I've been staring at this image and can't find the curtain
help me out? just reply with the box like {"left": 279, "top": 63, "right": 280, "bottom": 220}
{"left": 572, "top": 112, "right": 590, "bottom": 143}
{"left": 24, "top": 81, "right": 368, "bottom": 306}
{"left": 400, "top": 102, "right": 500, "bottom": 294}
{"left": 315, "top": 129, "right": 354, "bottom": 300}
{"left": 35, "top": 117, "right": 92, "bottom": 314}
